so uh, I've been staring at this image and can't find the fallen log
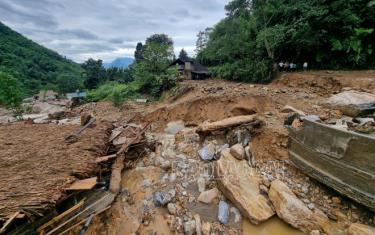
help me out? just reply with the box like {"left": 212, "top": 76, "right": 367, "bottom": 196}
{"left": 65, "top": 117, "right": 96, "bottom": 144}
{"left": 197, "top": 115, "right": 259, "bottom": 134}
{"left": 94, "top": 154, "right": 117, "bottom": 163}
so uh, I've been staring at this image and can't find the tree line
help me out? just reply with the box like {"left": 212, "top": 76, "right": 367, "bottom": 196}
{"left": 196, "top": 0, "right": 375, "bottom": 83}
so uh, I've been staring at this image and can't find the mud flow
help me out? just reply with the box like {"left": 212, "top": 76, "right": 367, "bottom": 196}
{"left": 2, "top": 73, "right": 375, "bottom": 235}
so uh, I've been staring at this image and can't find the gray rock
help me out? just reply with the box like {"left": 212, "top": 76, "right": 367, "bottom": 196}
{"left": 167, "top": 203, "right": 177, "bottom": 215}
{"left": 218, "top": 201, "right": 230, "bottom": 224}
{"left": 307, "top": 203, "right": 315, "bottom": 210}
{"left": 230, "top": 207, "right": 242, "bottom": 223}
{"left": 184, "top": 220, "right": 196, "bottom": 235}
{"left": 197, "top": 177, "right": 206, "bottom": 193}
{"left": 153, "top": 191, "right": 173, "bottom": 206}
{"left": 198, "top": 143, "right": 216, "bottom": 161}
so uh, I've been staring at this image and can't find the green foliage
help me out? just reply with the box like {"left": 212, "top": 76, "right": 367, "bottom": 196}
{"left": 56, "top": 74, "right": 82, "bottom": 94}
{"left": 0, "top": 22, "right": 83, "bottom": 96}
{"left": 105, "top": 67, "right": 133, "bottom": 83}
{"left": 198, "top": 0, "right": 375, "bottom": 82}
{"left": 82, "top": 58, "right": 106, "bottom": 89}
{"left": 178, "top": 49, "right": 189, "bottom": 60}
{"left": 133, "top": 40, "right": 178, "bottom": 97}
{"left": 0, "top": 72, "right": 23, "bottom": 109}
{"left": 86, "top": 82, "right": 138, "bottom": 107}
{"left": 134, "top": 42, "right": 144, "bottom": 63}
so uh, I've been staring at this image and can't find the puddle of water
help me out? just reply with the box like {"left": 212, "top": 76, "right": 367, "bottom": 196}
{"left": 243, "top": 217, "right": 305, "bottom": 235}
{"left": 164, "top": 120, "right": 185, "bottom": 134}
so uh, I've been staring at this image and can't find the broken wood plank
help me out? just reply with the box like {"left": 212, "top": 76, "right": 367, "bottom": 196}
{"left": 37, "top": 199, "right": 85, "bottom": 234}
{"left": 197, "top": 115, "right": 259, "bottom": 134}
{"left": 94, "top": 154, "right": 117, "bottom": 163}
{"left": 46, "top": 193, "right": 114, "bottom": 235}
{"left": 109, "top": 123, "right": 151, "bottom": 194}
{"left": 0, "top": 211, "right": 19, "bottom": 234}
{"left": 66, "top": 177, "right": 97, "bottom": 191}
{"left": 56, "top": 205, "right": 111, "bottom": 235}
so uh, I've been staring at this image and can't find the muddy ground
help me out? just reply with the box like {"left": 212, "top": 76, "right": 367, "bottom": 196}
{"left": 81, "top": 71, "right": 375, "bottom": 234}
{"left": 1, "top": 71, "right": 375, "bottom": 234}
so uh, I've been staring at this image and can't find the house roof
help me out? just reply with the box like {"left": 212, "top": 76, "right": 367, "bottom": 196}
{"left": 170, "top": 58, "right": 210, "bottom": 74}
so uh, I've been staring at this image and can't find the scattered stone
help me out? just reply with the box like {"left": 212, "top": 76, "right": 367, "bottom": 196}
{"left": 310, "top": 230, "right": 320, "bottom": 235}
{"left": 348, "top": 223, "right": 375, "bottom": 235}
{"left": 167, "top": 203, "right": 177, "bottom": 215}
{"left": 184, "top": 220, "right": 196, "bottom": 235}
{"left": 230, "top": 207, "right": 242, "bottom": 223}
{"left": 218, "top": 201, "right": 230, "bottom": 224}
{"left": 202, "top": 222, "right": 211, "bottom": 235}
{"left": 194, "top": 214, "right": 202, "bottom": 235}
{"left": 153, "top": 191, "right": 174, "bottom": 207}
{"left": 269, "top": 179, "right": 320, "bottom": 233}
{"left": 164, "top": 120, "right": 185, "bottom": 135}
{"left": 198, "top": 142, "right": 216, "bottom": 161}
{"left": 197, "top": 176, "right": 206, "bottom": 193}
{"left": 308, "top": 203, "right": 315, "bottom": 210}
{"left": 230, "top": 143, "right": 245, "bottom": 160}
{"left": 197, "top": 188, "right": 219, "bottom": 204}
{"left": 331, "top": 197, "right": 341, "bottom": 204}
{"left": 215, "top": 150, "right": 274, "bottom": 224}
{"left": 160, "top": 160, "right": 171, "bottom": 170}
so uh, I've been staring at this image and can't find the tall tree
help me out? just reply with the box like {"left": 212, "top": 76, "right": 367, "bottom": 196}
{"left": 134, "top": 42, "right": 144, "bottom": 63}
{"left": 178, "top": 49, "right": 189, "bottom": 60}
{"left": 82, "top": 58, "right": 105, "bottom": 89}
{"left": 133, "top": 34, "right": 177, "bottom": 96}
{"left": 195, "top": 27, "right": 212, "bottom": 54}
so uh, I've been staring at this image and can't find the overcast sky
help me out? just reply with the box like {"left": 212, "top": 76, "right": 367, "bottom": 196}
{"left": 0, "top": 0, "right": 228, "bottom": 63}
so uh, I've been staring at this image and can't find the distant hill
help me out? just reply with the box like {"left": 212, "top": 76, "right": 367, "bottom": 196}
{"left": 0, "top": 21, "right": 83, "bottom": 96}
{"left": 104, "top": 57, "right": 134, "bottom": 69}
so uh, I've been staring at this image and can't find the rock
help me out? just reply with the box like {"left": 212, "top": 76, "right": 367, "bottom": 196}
{"left": 198, "top": 142, "right": 216, "bottom": 161}
{"left": 184, "top": 220, "right": 196, "bottom": 235}
{"left": 160, "top": 160, "right": 171, "bottom": 170}
{"left": 202, "top": 222, "right": 211, "bottom": 235}
{"left": 310, "top": 230, "right": 320, "bottom": 235}
{"left": 215, "top": 150, "right": 274, "bottom": 224}
{"left": 153, "top": 191, "right": 173, "bottom": 207}
{"left": 268, "top": 179, "right": 320, "bottom": 233}
{"left": 197, "top": 176, "right": 206, "bottom": 193}
{"left": 197, "top": 188, "right": 219, "bottom": 204}
{"left": 230, "top": 143, "right": 245, "bottom": 160}
{"left": 164, "top": 120, "right": 185, "bottom": 135}
{"left": 308, "top": 203, "right": 315, "bottom": 210}
{"left": 218, "top": 201, "right": 230, "bottom": 224}
{"left": 194, "top": 214, "right": 202, "bottom": 235}
{"left": 326, "top": 91, "right": 375, "bottom": 117}
{"left": 230, "top": 207, "right": 242, "bottom": 223}
{"left": 167, "top": 203, "right": 177, "bottom": 215}
{"left": 348, "top": 223, "right": 375, "bottom": 235}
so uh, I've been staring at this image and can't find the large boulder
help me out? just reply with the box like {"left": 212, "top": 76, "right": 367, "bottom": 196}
{"left": 348, "top": 223, "right": 375, "bottom": 235}
{"left": 326, "top": 91, "right": 375, "bottom": 116}
{"left": 214, "top": 149, "right": 274, "bottom": 224}
{"left": 268, "top": 179, "right": 320, "bottom": 233}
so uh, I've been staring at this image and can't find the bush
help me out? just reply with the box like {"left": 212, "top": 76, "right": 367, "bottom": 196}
{"left": 0, "top": 71, "right": 23, "bottom": 109}
{"left": 86, "top": 82, "right": 139, "bottom": 107}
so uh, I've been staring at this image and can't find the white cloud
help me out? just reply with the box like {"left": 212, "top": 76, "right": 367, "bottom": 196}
{"left": 0, "top": 0, "right": 228, "bottom": 63}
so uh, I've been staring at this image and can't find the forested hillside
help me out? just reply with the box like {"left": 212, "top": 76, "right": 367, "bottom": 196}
{"left": 0, "top": 22, "right": 83, "bottom": 96}
{"left": 197, "top": 0, "right": 375, "bottom": 83}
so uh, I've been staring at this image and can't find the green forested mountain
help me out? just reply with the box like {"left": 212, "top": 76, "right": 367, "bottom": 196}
{"left": 0, "top": 22, "right": 83, "bottom": 96}
{"left": 197, "top": 0, "right": 375, "bottom": 83}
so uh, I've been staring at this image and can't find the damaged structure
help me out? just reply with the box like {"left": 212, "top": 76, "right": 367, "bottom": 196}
{"left": 170, "top": 58, "right": 211, "bottom": 80}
